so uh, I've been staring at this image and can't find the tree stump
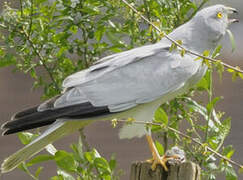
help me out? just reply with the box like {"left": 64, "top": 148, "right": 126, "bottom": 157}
{"left": 130, "top": 161, "right": 200, "bottom": 180}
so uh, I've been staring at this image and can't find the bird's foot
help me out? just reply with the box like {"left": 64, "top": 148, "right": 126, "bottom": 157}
{"left": 146, "top": 134, "right": 186, "bottom": 171}
{"left": 146, "top": 155, "right": 169, "bottom": 171}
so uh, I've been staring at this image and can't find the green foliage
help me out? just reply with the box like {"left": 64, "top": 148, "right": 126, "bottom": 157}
{"left": 0, "top": 0, "right": 241, "bottom": 179}
{"left": 18, "top": 132, "right": 120, "bottom": 180}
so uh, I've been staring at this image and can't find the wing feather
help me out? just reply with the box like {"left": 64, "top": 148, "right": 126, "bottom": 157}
{"left": 56, "top": 41, "right": 203, "bottom": 112}
{"left": 62, "top": 42, "right": 169, "bottom": 88}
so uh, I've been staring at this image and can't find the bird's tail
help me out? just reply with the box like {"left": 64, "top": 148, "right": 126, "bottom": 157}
{"left": 1, "top": 103, "right": 84, "bottom": 135}
{"left": 1, "top": 119, "right": 90, "bottom": 173}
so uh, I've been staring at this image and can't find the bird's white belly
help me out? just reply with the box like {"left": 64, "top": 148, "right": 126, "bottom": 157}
{"left": 118, "top": 84, "right": 189, "bottom": 139}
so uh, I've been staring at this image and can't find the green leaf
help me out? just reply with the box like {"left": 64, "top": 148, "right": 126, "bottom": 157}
{"left": 176, "top": 40, "right": 183, "bottom": 46}
{"left": 203, "top": 50, "right": 210, "bottom": 57}
{"left": 180, "top": 49, "right": 186, "bottom": 57}
{"left": 227, "top": 29, "right": 236, "bottom": 52}
{"left": 154, "top": 107, "right": 168, "bottom": 125}
{"left": 54, "top": 16, "right": 74, "bottom": 22}
{"left": 238, "top": 166, "right": 243, "bottom": 174}
{"left": 206, "top": 97, "right": 222, "bottom": 114}
{"left": 17, "top": 132, "right": 39, "bottom": 145}
{"left": 94, "top": 157, "right": 111, "bottom": 173}
{"left": 0, "top": 54, "right": 16, "bottom": 67}
{"left": 54, "top": 150, "right": 78, "bottom": 172}
{"left": 227, "top": 68, "right": 238, "bottom": 81}
{"left": 215, "top": 60, "right": 224, "bottom": 81}
{"left": 219, "top": 117, "right": 231, "bottom": 142}
{"left": 109, "top": 157, "right": 116, "bottom": 171}
{"left": 0, "top": 47, "right": 5, "bottom": 56}
{"left": 84, "top": 151, "right": 95, "bottom": 163}
{"left": 169, "top": 43, "right": 177, "bottom": 52}
{"left": 35, "top": 166, "right": 43, "bottom": 178}
{"left": 94, "top": 26, "right": 106, "bottom": 42}
{"left": 222, "top": 145, "right": 235, "bottom": 159}
{"left": 69, "top": 25, "right": 78, "bottom": 34}
{"left": 18, "top": 162, "right": 29, "bottom": 173}
{"left": 30, "top": 68, "right": 37, "bottom": 79}
{"left": 27, "top": 154, "right": 54, "bottom": 167}
{"left": 71, "top": 136, "right": 84, "bottom": 161}
{"left": 238, "top": 72, "right": 243, "bottom": 80}
{"left": 212, "top": 45, "right": 222, "bottom": 58}
{"left": 196, "top": 77, "right": 209, "bottom": 91}
{"left": 155, "top": 141, "right": 164, "bottom": 156}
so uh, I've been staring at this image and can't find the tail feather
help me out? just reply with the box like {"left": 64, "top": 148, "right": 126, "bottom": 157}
{"left": 1, "top": 120, "right": 90, "bottom": 173}
{"left": 12, "top": 106, "right": 39, "bottom": 120}
{"left": 1, "top": 104, "right": 92, "bottom": 135}
{"left": 2, "top": 121, "right": 54, "bottom": 135}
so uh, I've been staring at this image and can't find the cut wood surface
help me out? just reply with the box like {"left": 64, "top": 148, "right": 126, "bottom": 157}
{"left": 130, "top": 161, "right": 200, "bottom": 180}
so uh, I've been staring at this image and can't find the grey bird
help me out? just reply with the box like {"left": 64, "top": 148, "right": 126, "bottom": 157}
{"left": 1, "top": 4, "right": 238, "bottom": 173}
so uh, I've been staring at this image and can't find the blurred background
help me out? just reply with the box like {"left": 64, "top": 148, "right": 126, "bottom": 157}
{"left": 0, "top": 0, "right": 242, "bottom": 179}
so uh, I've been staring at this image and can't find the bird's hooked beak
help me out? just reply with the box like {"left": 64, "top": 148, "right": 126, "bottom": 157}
{"left": 226, "top": 7, "right": 239, "bottom": 23}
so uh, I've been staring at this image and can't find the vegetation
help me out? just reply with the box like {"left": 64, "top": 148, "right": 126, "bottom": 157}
{"left": 0, "top": 0, "right": 242, "bottom": 179}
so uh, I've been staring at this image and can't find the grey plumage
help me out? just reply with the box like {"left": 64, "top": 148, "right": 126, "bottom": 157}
{"left": 1, "top": 4, "right": 238, "bottom": 173}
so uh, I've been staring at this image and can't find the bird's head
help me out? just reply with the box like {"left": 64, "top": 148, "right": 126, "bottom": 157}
{"left": 193, "top": 5, "right": 238, "bottom": 40}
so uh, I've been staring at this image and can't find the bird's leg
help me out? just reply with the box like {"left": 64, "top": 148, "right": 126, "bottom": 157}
{"left": 146, "top": 134, "right": 169, "bottom": 171}
{"left": 146, "top": 135, "right": 182, "bottom": 171}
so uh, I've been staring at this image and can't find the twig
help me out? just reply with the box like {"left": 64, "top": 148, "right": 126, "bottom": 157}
{"left": 205, "top": 68, "right": 213, "bottom": 142}
{"left": 79, "top": 129, "right": 90, "bottom": 152}
{"left": 28, "top": 0, "right": 34, "bottom": 36}
{"left": 142, "top": 0, "right": 155, "bottom": 41}
{"left": 22, "top": 163, "right": 38, "bottom": 180}
{"left": 22, "top": 29, "right": 61, "bottom": 92}
{"left": 115, "top": 119, "right": 243, "bottom": 169}
{"left": 78, "top": 1, "right": 89, "bottom": 68}
{"left": 19, "top": 0, "right": 23, "bottom": 17}
{"left": 121, "top": 0, "right": 243, "bottom": 74}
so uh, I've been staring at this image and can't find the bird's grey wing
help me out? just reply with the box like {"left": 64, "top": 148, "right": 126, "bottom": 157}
{"left": 54, "top": 42, "right": 202, "bottom": 112}
{"left": 62, "top": 42, "right": 169, "bottom": 87}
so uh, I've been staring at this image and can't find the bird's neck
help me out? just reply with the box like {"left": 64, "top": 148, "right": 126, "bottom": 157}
{"left": 166, "top": 21, "right": 222, "bottom": 54}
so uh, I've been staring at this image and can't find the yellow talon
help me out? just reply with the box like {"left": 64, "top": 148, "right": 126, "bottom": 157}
{"left": 146, "top": 135, "right": 184, "bottom": 171}
{"left": 146, "top": 135, "right": 169, "bottom": 171}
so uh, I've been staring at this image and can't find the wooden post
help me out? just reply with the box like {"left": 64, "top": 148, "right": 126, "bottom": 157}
{"left": 130, "top": 161, "right": 200, "bottom": 180}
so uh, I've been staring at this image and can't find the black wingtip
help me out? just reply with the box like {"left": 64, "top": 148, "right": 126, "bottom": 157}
{"left": 12, "top": 106, "right": 39, "bottom": 120}
{"left": 1, "top": 121, "right": 15, "bottom": 129}
{"left": 2, "top": 129, "right": 9, "bottom": 136}
{"left": 1, "top": 122, "right": 11, "bottom": 136}
{"left": 1, "top": 121, "right": 8, "bottom": 130}
{"left": 2, "top": 129, "right": 18, "bottom": 136}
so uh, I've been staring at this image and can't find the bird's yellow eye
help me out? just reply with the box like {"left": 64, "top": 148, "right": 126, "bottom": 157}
{"left": 217, "top": 12, "right": 223, "bottom": 19}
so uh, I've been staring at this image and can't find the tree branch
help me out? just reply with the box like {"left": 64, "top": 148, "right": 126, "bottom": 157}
{"left": 121, "top": 0, "right": 243, "bottom": 74}
{"left": 114, "top": 119, "right": 243, "bottom": 169}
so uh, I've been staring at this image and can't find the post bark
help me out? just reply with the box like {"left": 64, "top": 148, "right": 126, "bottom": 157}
{"left": 130, "top": 161, "right": 200, "bottom": 180}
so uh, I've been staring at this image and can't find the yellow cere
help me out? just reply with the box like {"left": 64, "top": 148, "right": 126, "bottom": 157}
{"left": 217, "top": 12, "right": 223, "bottom": 19}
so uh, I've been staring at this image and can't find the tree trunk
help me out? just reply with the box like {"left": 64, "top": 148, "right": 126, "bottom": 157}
{"left": 130, "top": 161, "right": 200, "bottom": 180}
